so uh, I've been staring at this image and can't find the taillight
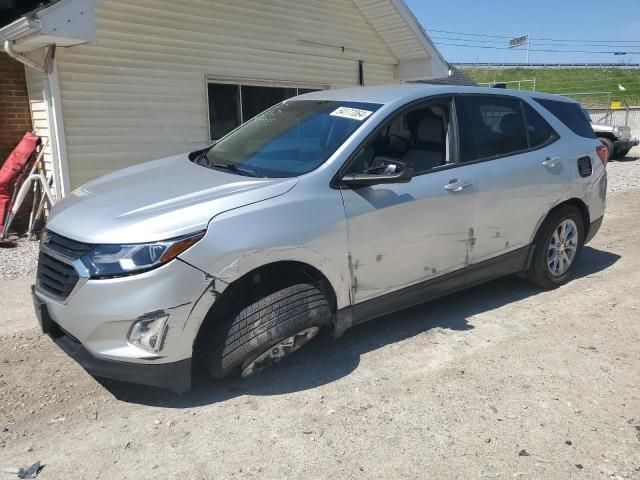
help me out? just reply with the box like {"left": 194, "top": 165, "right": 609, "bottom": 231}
{"left": 596, "top": 145, "right": 608, "bottom": 166}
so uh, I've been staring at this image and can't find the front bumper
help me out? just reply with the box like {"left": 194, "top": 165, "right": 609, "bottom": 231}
{"left": 614, "top": 138, "right": 639, "bottom": 152}
{"left": 33, "top": 290, "right": 191, "bottom": 392}
{"left": 33, "top": 258, "right": 225, "bottom": 392}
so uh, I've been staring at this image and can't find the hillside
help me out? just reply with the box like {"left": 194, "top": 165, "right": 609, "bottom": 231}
{"left": 462, "top": 68, "right": 640, "bottom": 107}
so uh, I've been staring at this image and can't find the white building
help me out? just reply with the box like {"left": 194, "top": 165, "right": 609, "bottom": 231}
{"left": 1, "top": 0, "right": 448, "bottom": 197}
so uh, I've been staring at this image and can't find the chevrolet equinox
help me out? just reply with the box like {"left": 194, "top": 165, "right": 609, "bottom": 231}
{"left": 32, "top": 85, "right": 607, "bottom": 392}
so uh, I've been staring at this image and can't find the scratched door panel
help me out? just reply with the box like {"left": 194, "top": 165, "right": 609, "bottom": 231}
{"left": 454, "top": 94, "right": 573, "bottom": 264}
{"left": 470, "top": 142, "right": 572, "bottom": 263}
{"left": 341, "top": 167, "right": 476, "bottom": 304}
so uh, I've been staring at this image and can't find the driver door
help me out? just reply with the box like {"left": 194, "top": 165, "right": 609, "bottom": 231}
{"left": 339, "top": 97, "right": 476, "bottom": 309}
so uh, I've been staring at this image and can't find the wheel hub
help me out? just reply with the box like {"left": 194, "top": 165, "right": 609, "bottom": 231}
{"left": 547, "top": 219, "right": 578, "bottom": 276}
{"left": 241, "top": 327, "right": 320, "bottom": 378}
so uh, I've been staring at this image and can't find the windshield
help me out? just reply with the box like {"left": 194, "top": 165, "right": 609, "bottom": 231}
{"left": 581, "top": 108, "right": 592, "bottom": 122}
{"left": 195, "top": 100, "right": 382, "bottom": 178}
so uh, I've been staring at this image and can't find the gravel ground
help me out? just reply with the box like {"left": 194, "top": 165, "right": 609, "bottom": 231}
{"left": 0, "top": 240, "right": 38, "bottom": 281}
{"left": 607, "top": 146, "right": 640, "bottom": 193}
{"left": 0, "top": 161, "right": 639, "bottom": 478}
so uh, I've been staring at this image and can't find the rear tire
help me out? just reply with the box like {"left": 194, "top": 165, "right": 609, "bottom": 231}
{"left": 599, "top": 138, "right": 614, "bottom": 161}
{"left": 199, "top": 283, "right": 332, "bottom": 379}
{"left": 527, "top": 205, "right": 585, "bottom": 289}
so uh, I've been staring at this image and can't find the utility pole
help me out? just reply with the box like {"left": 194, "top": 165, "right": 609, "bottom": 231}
{"left": 527, "top": 32, "right": 531, "bottom": 64}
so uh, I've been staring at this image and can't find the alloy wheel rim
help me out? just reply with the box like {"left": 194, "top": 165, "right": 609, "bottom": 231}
{"left": 241, "top": 327, "right": 320, "bottom": 378}
{"left": 547, "top": 219, "right": 578, "bottom": 276}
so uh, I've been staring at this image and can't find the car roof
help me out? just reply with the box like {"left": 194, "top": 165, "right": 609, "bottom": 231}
{"left": 295, "top": 84, "right": 577, "bottom": 106}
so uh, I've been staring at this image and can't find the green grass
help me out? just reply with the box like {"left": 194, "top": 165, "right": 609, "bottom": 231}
{"left": 462, "top": 68, "right": 640, "bottom": 107}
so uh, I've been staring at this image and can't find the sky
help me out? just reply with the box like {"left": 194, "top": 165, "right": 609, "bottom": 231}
{"left": 404, "top": 0, "right": 640, "bottom": 64}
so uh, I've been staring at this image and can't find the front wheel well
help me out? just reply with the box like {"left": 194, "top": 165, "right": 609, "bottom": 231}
{"left": 194, "top": 261, "right": 337, "bottom": 350}
{"left": 597, "top": 133, "right": 616, "bottom": 142}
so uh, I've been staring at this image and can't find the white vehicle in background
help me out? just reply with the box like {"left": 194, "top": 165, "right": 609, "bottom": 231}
{"left": 581, "top": 107, "right": 639, "bottom": 160}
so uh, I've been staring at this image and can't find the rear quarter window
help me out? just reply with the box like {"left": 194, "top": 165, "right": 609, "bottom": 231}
{"left": 533, "top": 98, "right": 596, "bottom": 139}
{"left": 522, "top": 102, "right": 557, "bottom": 148}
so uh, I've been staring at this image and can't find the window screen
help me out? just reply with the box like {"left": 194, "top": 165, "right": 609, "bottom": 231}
{"left": 534, "top": 98, "right": 596, "bottom": 139}
{"left": 456, "top": 96, "right": 529, "bottom": 162}
{"left": 208, "top": 83, "right": 324, "bottom": 140}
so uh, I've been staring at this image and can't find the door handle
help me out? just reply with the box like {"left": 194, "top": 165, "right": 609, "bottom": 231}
{"left": 542, "top": 157, "right": 560, "bottom": 168}
{"left": 444, "top": 179, "right": 472, "bottom": 192}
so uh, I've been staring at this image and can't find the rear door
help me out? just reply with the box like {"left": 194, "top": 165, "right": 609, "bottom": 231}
{"left": 455, "top": 94, "right": 571, "bottom": 264}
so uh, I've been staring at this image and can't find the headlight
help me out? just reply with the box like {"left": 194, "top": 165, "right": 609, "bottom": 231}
{"left": 81, "top": 231, "right": 204, "bottom": 279}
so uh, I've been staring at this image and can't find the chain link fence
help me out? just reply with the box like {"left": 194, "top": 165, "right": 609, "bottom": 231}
{"left": 559, "top": 92, "right": 612, "bottom": 110}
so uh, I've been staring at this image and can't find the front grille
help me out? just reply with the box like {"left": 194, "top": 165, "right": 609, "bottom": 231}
{"left": 618, "top": 127, "right": 631, "bottom": 141}
{"left": 37, "top": 252, "right": 80, "bottom": 301}
{"left": 36, "top": 231, "right": 94, "bottom": 301}
{"left": 43, "top": 231, "right": 93, "bottom": 258}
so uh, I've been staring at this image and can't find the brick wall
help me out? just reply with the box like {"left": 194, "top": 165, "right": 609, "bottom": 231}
{"left": 0, "top": 52, "right": 33, "bottom": 165}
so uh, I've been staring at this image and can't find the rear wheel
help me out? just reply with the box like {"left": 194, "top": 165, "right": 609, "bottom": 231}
{"left": 527, "top": 205, "right": 585, "bottom": 289}
{"left": 599, "top": 138, "right": 614, "bottom": 161}
{"left": 198, "top": 283, "right": 332, "bottom": 379}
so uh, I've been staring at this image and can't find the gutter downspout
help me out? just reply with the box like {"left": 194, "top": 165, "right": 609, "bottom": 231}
{"left": 6, "top": 40, "right": 68, "bottom": 199}
{"left": 4, "top": 40, "right": 45, "bottom": 72}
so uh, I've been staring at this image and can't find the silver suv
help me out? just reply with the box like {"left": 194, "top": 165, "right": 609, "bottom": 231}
{"left": 32, "top": 85, "right": 607, "bottom": 392}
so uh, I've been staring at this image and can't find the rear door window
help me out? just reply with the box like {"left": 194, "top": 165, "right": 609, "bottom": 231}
{"left": 533, "top": 98, "right": 596, "bottom": 139}
{"left": 455, "top": 96, "right": 529, "bottom": 162}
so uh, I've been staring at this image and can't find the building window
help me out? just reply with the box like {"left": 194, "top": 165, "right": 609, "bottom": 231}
{"left": 207, "top": 82, "right": 324, "bottom": 140}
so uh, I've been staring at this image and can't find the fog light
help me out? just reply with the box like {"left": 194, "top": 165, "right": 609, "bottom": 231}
{"left": 128, "top": 315, "right": 169, "bottom": 353}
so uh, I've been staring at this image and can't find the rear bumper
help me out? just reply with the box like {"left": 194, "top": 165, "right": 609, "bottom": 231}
{"left": 585, "top": 216, "right": 603, "bottom": 245}
{"left": 614, "top": 139, "right": 639, "bottom": 151}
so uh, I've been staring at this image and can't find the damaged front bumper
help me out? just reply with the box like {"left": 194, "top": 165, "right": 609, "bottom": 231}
{"left": 32, "top": 258, "right": 225, "bottom": 393}
{"left": 32, "top": 291, "right": 192, "bottom": 392}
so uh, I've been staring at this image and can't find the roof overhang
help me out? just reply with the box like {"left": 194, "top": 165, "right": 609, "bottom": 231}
{"left": 352, "top": 0, "right": 449, "bottom": 80}
{"left": 0, "top": 0, "right": 101, "bottom": 53}
{"left": 1, "top": 0, "right": 448, "bottom": 80}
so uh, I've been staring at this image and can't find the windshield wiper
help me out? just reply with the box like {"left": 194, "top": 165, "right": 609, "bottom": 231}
{"left": 210, "top": 162, "right": 262, "bottom": 178}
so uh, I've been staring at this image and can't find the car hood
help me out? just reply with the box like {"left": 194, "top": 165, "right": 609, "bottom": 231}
{"left": 590, "top": 122, "right": 615, "bottom": 132}
{"left": 47, "top": 154, "right": 298, "bottom": 244}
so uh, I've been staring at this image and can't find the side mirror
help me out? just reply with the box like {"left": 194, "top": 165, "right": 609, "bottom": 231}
{"left": 341, "top": 157, "right": 413, "bottom": 188}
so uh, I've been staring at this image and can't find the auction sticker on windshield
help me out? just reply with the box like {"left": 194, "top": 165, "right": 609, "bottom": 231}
{"left": 330, "top": 107, "right": 373, "bottom": 121}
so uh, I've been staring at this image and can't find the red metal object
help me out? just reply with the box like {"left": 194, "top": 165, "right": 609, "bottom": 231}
{"left": 0, "top": 132, "right": 40, "bottom": 233}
